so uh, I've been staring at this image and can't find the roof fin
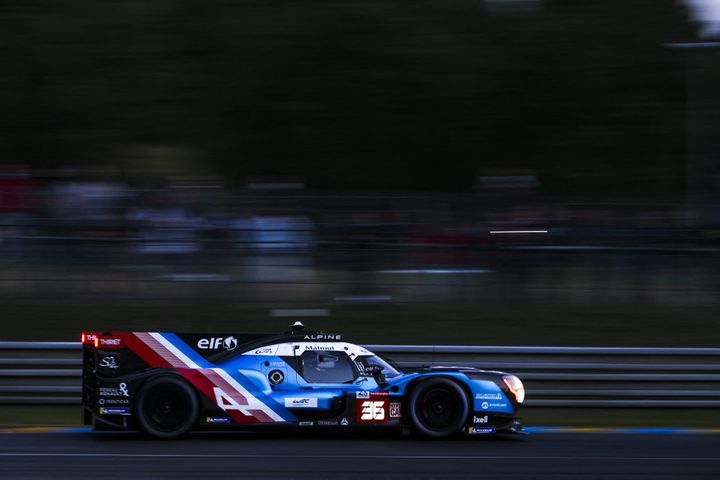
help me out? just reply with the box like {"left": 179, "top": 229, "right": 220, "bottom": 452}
{"left": 288, "top": 321, "right": 305, "bottom": 332}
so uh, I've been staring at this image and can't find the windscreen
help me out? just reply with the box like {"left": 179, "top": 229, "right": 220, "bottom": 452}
{"left": 355, "top": 355, "right": 401, "bottom": 378}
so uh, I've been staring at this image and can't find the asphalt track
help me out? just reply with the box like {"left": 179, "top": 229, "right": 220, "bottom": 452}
{"left": 0, "top": 429, "right": 719, "bottom": 479}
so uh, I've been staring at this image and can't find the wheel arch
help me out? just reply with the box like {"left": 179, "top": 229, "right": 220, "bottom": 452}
{"left": 133, "top": 372, "right": 203, "bottom": 438}
{"left": 132, "top": 370, "right": 201, "bottom": 409}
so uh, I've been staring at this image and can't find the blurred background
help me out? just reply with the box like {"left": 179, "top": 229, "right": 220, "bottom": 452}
{"left": 1, "top": 0, "right": 719, "bottom": 347}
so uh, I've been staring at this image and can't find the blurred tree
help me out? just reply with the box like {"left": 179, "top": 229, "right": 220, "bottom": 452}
{"left": 0, "top": 0, "right": 700, "bottom": 197}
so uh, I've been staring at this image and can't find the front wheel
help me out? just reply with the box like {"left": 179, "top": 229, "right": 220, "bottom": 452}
{"left": 136, "top": 376, "right": 199, "bottom": 439}
{"left": 408, "top": 378, "right": 469, "bottom": 438}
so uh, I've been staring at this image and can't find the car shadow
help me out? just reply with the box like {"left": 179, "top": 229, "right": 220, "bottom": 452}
{"left": 83, "top": 427, "right": 526, "bottom": 443}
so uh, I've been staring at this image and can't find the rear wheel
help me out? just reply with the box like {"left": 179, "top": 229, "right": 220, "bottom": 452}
{"left": 408, "top": 378, "right": 469, "bottom": 438}
{"left": 136, "top": 376, "right": 199, "bottom": 439}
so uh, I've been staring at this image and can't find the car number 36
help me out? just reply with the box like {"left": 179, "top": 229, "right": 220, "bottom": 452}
{"left": 360, "top": 400, "right": 385, "bottom": 420}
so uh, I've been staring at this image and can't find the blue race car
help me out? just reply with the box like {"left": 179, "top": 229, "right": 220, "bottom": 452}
{"left": 81, "top": 323, "right": 525, "bottom": 438}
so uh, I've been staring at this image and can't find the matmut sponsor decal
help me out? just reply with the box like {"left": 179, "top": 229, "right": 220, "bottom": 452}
{"left": 356, "top": 392, "right": 389, "bottom": 423}
{"left": 284, "top": 397, "right": 318, "bottom": 408}
{"left": 303, "top": 345, "right": 335, "bottom": 351}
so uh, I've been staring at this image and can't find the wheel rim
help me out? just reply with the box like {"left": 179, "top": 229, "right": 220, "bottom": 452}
{"left": 143, "top": 384, "right": 192, "bottom": 433}
{"left": 419, "top": 387, "right": 459, "bottom": 430}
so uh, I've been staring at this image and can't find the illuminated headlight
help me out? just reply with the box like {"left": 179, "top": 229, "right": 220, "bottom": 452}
{"left": 502, "top": 375, "right": 525, "bottom": 404}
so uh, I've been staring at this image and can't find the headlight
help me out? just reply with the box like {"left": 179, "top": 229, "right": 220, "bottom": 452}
{"left": 502, "top": 375, "right": 525, "bottom": 404}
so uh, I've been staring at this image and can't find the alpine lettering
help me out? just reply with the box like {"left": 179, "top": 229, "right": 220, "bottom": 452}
{"left": 303, "top": 334, "right": 341, "bottom": 341}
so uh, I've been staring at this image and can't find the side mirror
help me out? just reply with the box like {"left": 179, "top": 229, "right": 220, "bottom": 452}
{"left": 367, "top": 365, "right": 388, "bottom": 388}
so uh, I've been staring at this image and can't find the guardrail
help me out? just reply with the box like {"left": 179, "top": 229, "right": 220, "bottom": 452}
{"left": 1, "top": 342, "right": 720, "bottom": 407}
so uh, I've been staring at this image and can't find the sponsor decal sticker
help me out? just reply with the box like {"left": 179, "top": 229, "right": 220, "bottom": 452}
{"left": 98, "top": 337, "right": 124, "bottom": 349}
{"left": 356, "top": 391, "right": 370, "bottom": 399}
{"left": 99, "top": 407, "right": 130, "bottom": 415}
{"left": 318, "top": 420, "right": 339, "bottom": 426}
{"left": 475, "top": 393, "right": 502, "bottom": 400}
{"left": 98, "top": 398, "right": 129, "bottom": 406}
{"left": 197, "top": 336, "right": 238, "bottom": 350}
{"left": 491, "top": 403, "right": 507, "bottom": 409}
{"left": 468, "top": 427, "right": 496, "bottom": 434}
{"left": 254, "top": 347, "right": 274, "bottom": 355}
{"left": 299, "top": 421, "right": 314, "bottom": 427}
{"left": 98, "top": 382, "right": 129, "bottom": 398}
{"left": 340, "top": 418, "right": 349, "bottom": 426}
{"left": 99, "top": 355, "right": 119, "bottom": 369}
{"left": 206, "top": 416, "right": 232, "bottom": 423}
{"left": 285, "top": 397, "right": 318, "bottom": 408}
{"left": 304, "top": 345, "right": 334, "bottom": 351}
{"left": 389, "top": 402, "right": 402, "bottom": 418}
{"left": 474, "top": 415, "right": 489, "bottom": 424}
{"left": 481, "top": 402, "right": 507, "bottom": 410}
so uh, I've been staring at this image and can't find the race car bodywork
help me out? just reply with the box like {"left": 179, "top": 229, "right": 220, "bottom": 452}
{"left": 81, "top": 325, "right": 525, "bottom": 438}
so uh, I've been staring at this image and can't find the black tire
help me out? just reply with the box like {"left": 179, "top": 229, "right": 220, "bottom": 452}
{"left": 408, "top": 378, "right": 469, "bottom": 438}
{"left": 135, "top": 376, "right": 199, "bottom": 439}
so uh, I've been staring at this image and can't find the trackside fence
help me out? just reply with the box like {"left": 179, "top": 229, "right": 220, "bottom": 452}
{"left": 1, "top": 342, "right": 720, "bottom": 407}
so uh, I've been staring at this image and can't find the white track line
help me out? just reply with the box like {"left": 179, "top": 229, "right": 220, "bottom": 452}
{"left": 0, "top": 453, "right": 717, "bottom": 461}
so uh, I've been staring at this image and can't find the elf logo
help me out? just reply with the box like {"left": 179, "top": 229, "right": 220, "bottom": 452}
{"left": 197, "top": 336, "right": 238, "bottom": 350}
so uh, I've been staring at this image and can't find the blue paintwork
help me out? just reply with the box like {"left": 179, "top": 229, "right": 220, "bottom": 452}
{"left": 384, "top": 372, "right": 515, "bottom": 415}
{"left": 160, "top": 334, "right": 519, "bottom": 423}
